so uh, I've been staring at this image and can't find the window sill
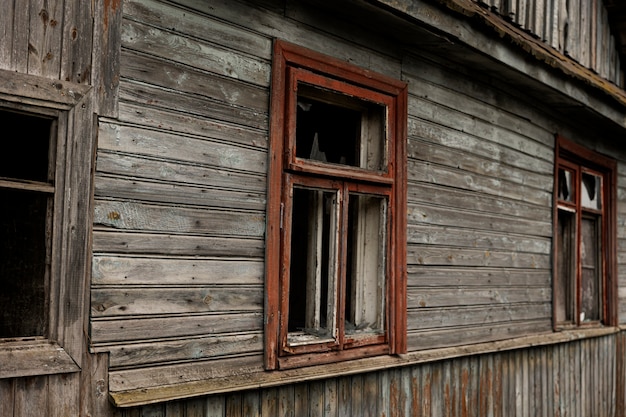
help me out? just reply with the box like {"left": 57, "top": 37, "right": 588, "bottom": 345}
{"left": 0, "top": 338, "right": 80, "bottom": 379}
{"left": 109, "top": 327, "right": 619, "bottom": 407}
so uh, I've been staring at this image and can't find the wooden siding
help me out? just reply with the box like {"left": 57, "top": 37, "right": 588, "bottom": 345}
{"left": 91, "top": 0, "right": 626, "bottom": 385}
{"left": 90, "top": 0, "right": 408, "bottom": 373}
{"left": 477, "top": 0, "right": 623, "bottom": 85}
{"left": 90, "top": 0, "right": 273, "bottom": 371}
{"left": 404, "top": 52, "right": 555, "bottom": 350}
{"left": 0, "top": 0, "right": 624, "bottom": 415}
{"left": 0, "top": 0, "right": 93, "bottom": 83}
{"left": 113, "top": 333, "right": 618, "bottom": 417}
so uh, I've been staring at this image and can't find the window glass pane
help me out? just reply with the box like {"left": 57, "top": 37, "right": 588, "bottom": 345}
{"left": 558, "top": 167, "right": 574, "bottom": 203}
{"left": 0, "top": 189, "right": 49, "bottom": 337}
{"left": 288, "top": 187, "right": 338, "bottom": 343}
{"left": 581, "top": 172, "right": 602, "bottom": 210}
{"left": 580, "top": 215, "right": 601, "bottom": 322}
{"left": 0, "top": 111, "right": 52, "bottom": 182}
{"left": 345, "top": 194, "right": 387, "bottom": 336}
{"left": 296, "top": 84, "right": 386, "bottom": 171}
{"left": 556, "top": 209, "right": 575, "bottom": 323}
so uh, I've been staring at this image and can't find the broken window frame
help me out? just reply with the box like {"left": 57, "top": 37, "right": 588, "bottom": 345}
{"left": 265, "top": 40, "right": 407, "bottom": 370}
{"left": 553, "top": 135, "right": 617, "bottom": 329}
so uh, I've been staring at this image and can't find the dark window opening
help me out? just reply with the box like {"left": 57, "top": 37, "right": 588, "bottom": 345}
{"left": 295, "top": 84, "right": 386, "bottom": 171}
{"left": 0, "top": 111, "right": 53, "bottom": 182}
{"left": 288, "top": 187, "right": 337, "bottom": 341}
{"left": 0, "top": 110, "right": 55, "bottom": 338}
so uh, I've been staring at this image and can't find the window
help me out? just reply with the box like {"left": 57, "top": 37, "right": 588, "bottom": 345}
{"left": 0, "top": 110, "right": 56, "bottom": 338}
{"left": 265, "top": 41, "right": 407, "bottom": 369}
{"left": 553, "top": 135, "right": 617, "bottom": 328}
{"left": 0, "top": 70, "right": 94, "bottom": 379}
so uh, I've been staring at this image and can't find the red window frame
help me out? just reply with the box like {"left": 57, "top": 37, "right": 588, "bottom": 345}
{"left": 265, "top": 40, "right": 408, "bottom": 370}
{"left": 553, "top": 135, "right": 617, "bottom": 328}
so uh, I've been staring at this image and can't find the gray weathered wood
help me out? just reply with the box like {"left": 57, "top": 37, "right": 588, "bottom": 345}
{"left": 91, "top": 312, "right": 262, "bottom": 344}
{"left": 91, "top": 286, "right": 263, "bottom": 317}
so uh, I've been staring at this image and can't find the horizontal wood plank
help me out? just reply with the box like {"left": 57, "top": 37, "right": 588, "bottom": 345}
{"left": 93, "top": 230, "right": 264, "bottom": 258}
{"left": 407, "top": 244, "right": 551, "bottom": 269}
{"left": 94, "top": 199, "right": 265, "bottom": 237}
{"left": 92, "top": 255, "right": 263, "bottom": 285}
{"left": 98, "top": 123, "right": 267, "bottom": 173}
{"left": 106, "top": 332, "right": 263, "bottom": 368}
{"left": 95, "top": 175, "right": 266, "bottom": 211}
{"left": 408, "top": 223, "right": 551, "bottom": 254}
{"left": 121, "top": 18, "right": 271, "bottom": 86}
{"left": 408, "top": 179, "right": 551, "bottom": 221}
{"left": 408, "top": 117, "right": 553, "bottom": 175}
{"left": 91, "top": 312, "right": 263, "bottom": 343}
{"left": 402, "top": 54, "right": 555, "bottom": 147}
{"left": 407, "top": 319, "right": 553, "bottom": 351}
{"left": 123, "top": 0, "right": 272, "bottom": 59}
{"left": 406, "top": 77, "right": 553, "bottom": 158}
{"left": 407, "top": 266, "right": 550, "bottom": 288}
{"left": 91, "top": 286, "right": 263, "bottom": 317}
{"left": 118, "top": 79, "right": 268, "bottom": 130}
{"left": 408, "top": 138, "right": 552, "bottom": 191}
{"left": 408, "top": 158, "right": 551, "bottom": 207}
{"left": 115, "top": 101, "right": 268, "bottom": 149}
{"left": 408, "top": 302, "right": 551, "bottom": 331}
{"left": 175, "top": 0, "right": 401, "bottom": 78}
{"left": 407, "top": 286, "right": 550, "bottom": 308}
{"left": 408, "top": 202, "right": 551, "bottom": 237}
{"left": 96, "top": 151, "right": 267, "bottom": 193}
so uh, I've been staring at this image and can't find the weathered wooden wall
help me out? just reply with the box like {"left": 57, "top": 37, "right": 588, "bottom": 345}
{"left": 0, "top": 0, "right": 93, "bottom": 83}
{"left": 115, "top": 333, "right": 618, "bottom": 417}
{"left": 477, "top": 0, "right": 622, "bottom": 85}
{"left": 86, "top": 3, "right": 626, "bottom": 416}
{"left": 0, "top": 1, "right": 117, "bottom": 416}
{"left": 1, "top": 0, "right": 626, "bottom": 415}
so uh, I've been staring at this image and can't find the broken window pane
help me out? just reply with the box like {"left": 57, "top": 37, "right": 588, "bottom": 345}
{"left": 580, "top": 215, "right": 601, "bottom": 321}
{"left": 581, "top": 172, "right": 602, "bottom": 210}
{"left": 556, "top": 209, "right": 575, "bottom": 324}
{"left": 558, "top": 167, "right": 574, "bottom": 203}
{"left": 296, "top": 84, "right": 386, "bottom": 171}
{"left": 345, "top": 194, "right": 387, "bottom": 336}
{"left": 288, "top": 187, "right": 338, "bottom": 344}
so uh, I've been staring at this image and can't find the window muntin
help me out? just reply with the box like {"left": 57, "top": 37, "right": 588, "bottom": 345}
{"left": 266, "top": 40, "right": 407, "bottom": 369}
{"left": 553, "top": 136, "right": 616, "bottom": 328}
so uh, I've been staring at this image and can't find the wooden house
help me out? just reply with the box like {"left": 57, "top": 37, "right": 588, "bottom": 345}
{"left": 2, "top": 0, "right": 626, "bottom": 415}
